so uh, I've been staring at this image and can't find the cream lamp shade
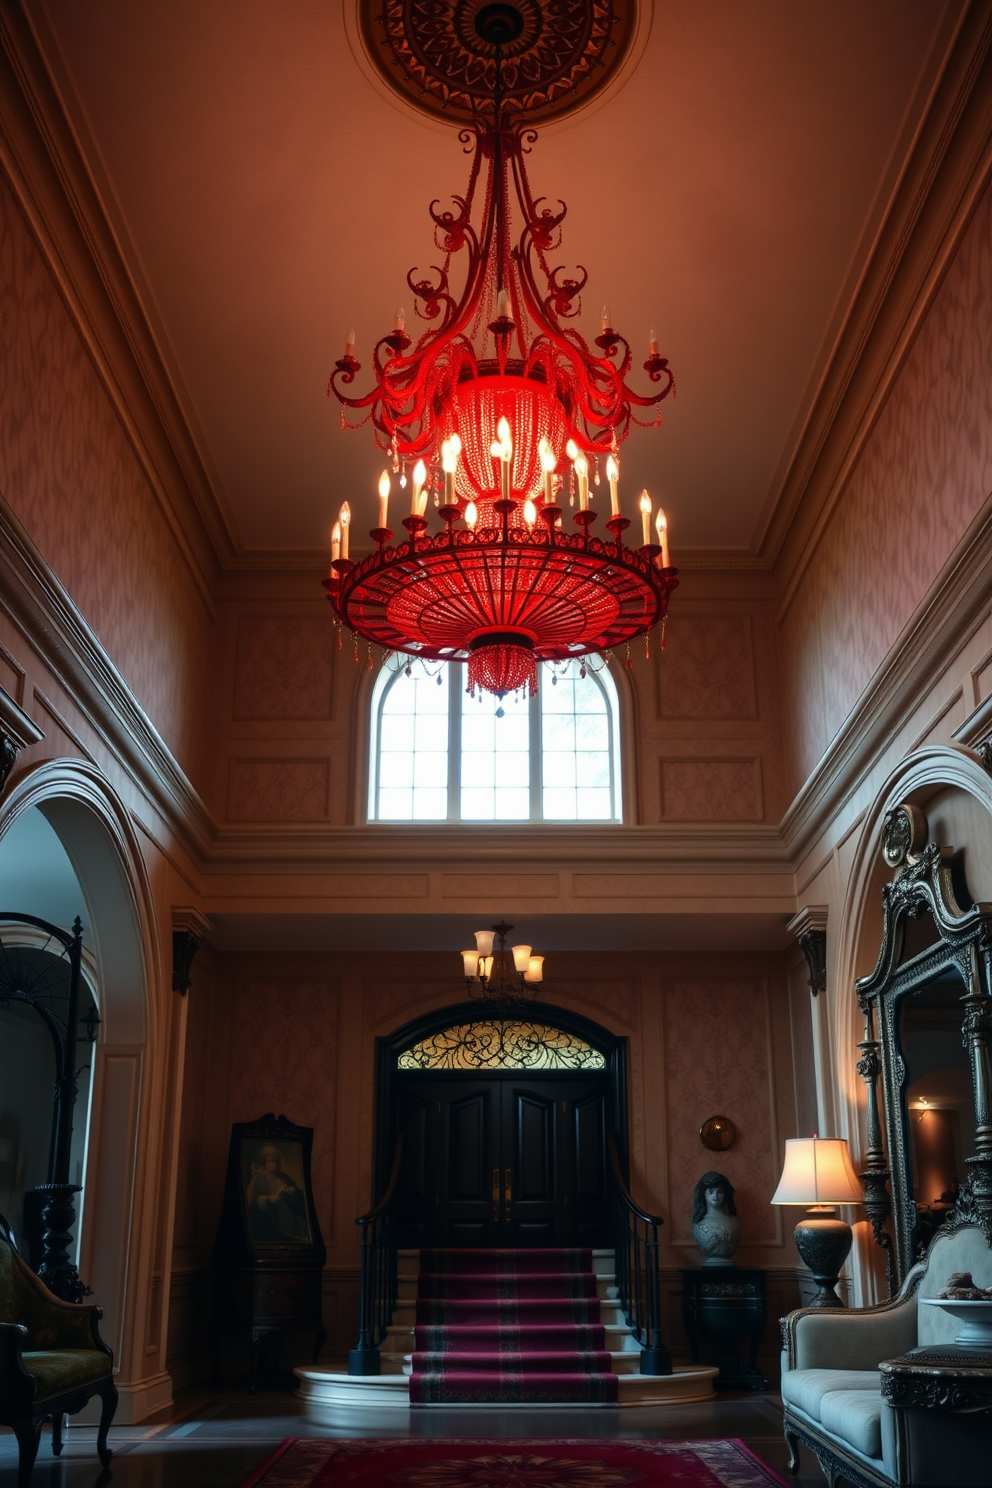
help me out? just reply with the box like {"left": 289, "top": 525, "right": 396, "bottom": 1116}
{"left": 771, "top": 1136, "right": 862, "bottom": 1206}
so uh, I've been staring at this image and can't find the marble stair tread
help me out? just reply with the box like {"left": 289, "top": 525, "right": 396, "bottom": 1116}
{"left": 295, "top": 1363, "right": 720, "bottom": 1408}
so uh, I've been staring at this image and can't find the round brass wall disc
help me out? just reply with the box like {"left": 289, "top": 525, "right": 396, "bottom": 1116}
{"left": 700, "top": 1115, "right": 736, "bottom": 1152}
{"left": 358, "top": 0, "right": 638, "bottom": 125}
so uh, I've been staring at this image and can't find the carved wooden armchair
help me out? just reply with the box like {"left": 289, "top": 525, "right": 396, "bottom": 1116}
{"left": 0, "top": 1223, "right": 117, "bottom": 1488}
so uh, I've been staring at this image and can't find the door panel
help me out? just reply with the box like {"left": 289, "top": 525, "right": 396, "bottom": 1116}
{"left": 445, "top": 1089, "right": 498, "bottom": 1245}
{"left": 506, "top": 1085, "right": 559, "bottom": 1246}
{"left": 569, "top": 1087, "right": 609, "bottom": 1247}
{"left": 394, "top": 1072, "right": 610, "bottom": 1247}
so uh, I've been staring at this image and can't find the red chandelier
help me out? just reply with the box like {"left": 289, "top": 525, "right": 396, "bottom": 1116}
{"left": 326, "top": 6, "right": 677, "bottom": 698}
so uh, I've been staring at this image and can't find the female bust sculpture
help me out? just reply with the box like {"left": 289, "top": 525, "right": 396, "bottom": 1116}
{"left": 691, "top": 1170, "right": 740, "bottom": 1265}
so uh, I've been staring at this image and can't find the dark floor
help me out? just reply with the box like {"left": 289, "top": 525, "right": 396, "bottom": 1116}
{"left": 0, "top": 1370, "right": 825, "bottom": 1488}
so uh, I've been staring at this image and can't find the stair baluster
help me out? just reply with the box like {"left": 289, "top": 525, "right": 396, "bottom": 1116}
{"left": 348, "top": 1135, "right": 403, "bottom": 1376}
{"left": 608, "top": 1134, "right": 672, "bottom": 1375}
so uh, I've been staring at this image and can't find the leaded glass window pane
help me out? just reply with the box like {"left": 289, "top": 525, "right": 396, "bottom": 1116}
{"left": 397, "top": 1020, "right": 606, "bottom": 1070}
{"left": 376, "top": 665, "right": 450, "bottom": 821}
{"left": 541, "top": 663, "right": 614, "bottom": 820}
{"left": 460, "top": 687, "right": 530, "bottom": 821}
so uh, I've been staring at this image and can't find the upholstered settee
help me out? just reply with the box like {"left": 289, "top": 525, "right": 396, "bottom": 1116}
{"left": 0, "top": 1227, "right": 117, "bottom": 1488}
{"left": 780, "top": 1219, "right": 992, "bottom": 1488}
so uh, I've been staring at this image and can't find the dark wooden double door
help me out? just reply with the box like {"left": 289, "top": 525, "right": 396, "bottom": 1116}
{"left": 394, "top": 1073, "right": 610, "bottom": 1248}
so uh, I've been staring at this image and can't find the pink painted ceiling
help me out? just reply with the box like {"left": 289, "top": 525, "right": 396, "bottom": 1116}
{"left": 31, "top": 0, "right": 959, "bottom": 560}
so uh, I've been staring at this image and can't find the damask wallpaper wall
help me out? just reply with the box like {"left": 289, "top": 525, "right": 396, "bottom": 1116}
{"left": 0, "top": 181, "right": 214, "bottom": 778}
{"left": 779, "top": 183, "right": 992, "bottom": 794}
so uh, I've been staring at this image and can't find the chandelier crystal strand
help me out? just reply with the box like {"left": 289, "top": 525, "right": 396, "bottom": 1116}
{"left": 325, "top": 9, "right": 678, "bottom": 698}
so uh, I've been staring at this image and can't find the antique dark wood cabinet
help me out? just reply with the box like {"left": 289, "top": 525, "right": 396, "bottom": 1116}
{"left": 211, "top": 1114, "right": 326, "bottom": 1388}
{"left": 681, "top": 1266, "right": 768, "bottom": 1390}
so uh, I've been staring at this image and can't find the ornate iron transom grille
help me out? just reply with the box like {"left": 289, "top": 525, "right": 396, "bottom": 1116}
{"left": 397, "top": 1019, "right": 605, "bottom": 1070}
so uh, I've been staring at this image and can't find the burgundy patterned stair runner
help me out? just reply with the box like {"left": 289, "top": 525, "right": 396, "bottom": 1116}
{"left": 409, "top": 1248, "right": 619, "bottom": 1405}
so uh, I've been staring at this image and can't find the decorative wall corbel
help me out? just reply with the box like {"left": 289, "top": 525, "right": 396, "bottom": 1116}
{"left": 171, "top": 907, "right": 212, "bottom": 995}
{"left": 787, "top": 905, "right": 828, "bottom": 997}
{"left": 0, "top": 686, "right": 45, "bottom": 796}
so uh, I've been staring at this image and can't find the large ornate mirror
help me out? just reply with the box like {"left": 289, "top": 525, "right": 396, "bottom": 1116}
{"left": 855, "top": 804, "right": 992, "bottom": 1291}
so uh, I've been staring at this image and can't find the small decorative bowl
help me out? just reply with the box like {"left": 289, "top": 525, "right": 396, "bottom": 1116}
{"left": 920, "top": 1297, "right": 992, "bottom": 1347}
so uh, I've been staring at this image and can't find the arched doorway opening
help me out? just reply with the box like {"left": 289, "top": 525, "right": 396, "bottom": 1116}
{"left": 0, "top": 808, "right": 98, "bottom": 1269}
{"left": 0, "top": 762, "right": 154, "bottom": 1381}
{"left": 374, "top": 1001, "right": 629, "bottom": 1248}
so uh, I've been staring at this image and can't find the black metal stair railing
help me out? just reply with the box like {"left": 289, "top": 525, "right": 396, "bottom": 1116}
{"left": 607, "top": 1133, "right": 672, "bottom": 1375}
{"left": 348, "top": 1135, "right": 403, "bottom": 1376}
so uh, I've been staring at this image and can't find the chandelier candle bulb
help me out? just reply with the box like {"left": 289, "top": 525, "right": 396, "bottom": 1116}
{"left": 523, "top": 499, "right": 537, "bottom": 528}
{"left": 512, "top": 944, "right": 532, "bottom": 973}
{"left": 394, "top": 306, "right": 405, "bottom": 331}
{"left": 338, "top": 503, "right": 351, "bottom": 561}
{"left": 345, "top": 326, "right": 355, "bottom": 357}
{"left": 330, "top": 521, "right": 341, "bottom": 565}
{"left": 474, "top": 929, "right": 495, "bottom": 958}
{"left": 639, "top": 489, "right": 652, "bottom": 546}
{"left": 497, "top": 287, "right": 510, "bottom": 319}
{"left": 606, "top": 454, "right": 620, "bottom": 516}
{"left": 575, "top": 452, "right": 590, "bottom": 509}
{"left": 656, "top": 507, "right": 670, "bottom": 567}
{"left": 411, "top": 459, "right": 427, "bottom": 516}
{"left": 464, "top": 500, "right": 478, "bottom": 528}
{"left": 461, "top": 950, "right": 480, "bottom": 979}
{"left": 601, "top": 305, "right": 610, "bottom": 332}
{"left": 377, "top": 470, "right": 390, "bottom": 529}
{"left": 540, "top": 441, "right": 557, "bottom": 504}
{"left": 525, "top": 955, "right": 544, "bottom": 983}
{"left": 649, "top": 328, "right": 659, "bottom": 357}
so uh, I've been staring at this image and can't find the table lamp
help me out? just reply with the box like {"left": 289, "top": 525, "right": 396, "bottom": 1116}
{"left": 771, "top": 1135, "right": 863, "bottom": 1308}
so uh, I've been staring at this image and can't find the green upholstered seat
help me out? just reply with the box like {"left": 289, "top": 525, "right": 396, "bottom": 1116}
{"left": 0, "top": 1225, "right": 117, "bottom": 1488}
{"left": 20, "top": 1349, "right": 113, "bottom": 1399}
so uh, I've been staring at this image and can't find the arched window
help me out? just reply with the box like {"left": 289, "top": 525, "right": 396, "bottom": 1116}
{"left": 369, "top": 659, "right": 622, "bottom": 823}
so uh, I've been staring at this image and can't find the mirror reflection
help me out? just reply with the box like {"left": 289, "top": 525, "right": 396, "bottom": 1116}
{"left": 898, "top": 969, "right": 975, "bottom": 1252}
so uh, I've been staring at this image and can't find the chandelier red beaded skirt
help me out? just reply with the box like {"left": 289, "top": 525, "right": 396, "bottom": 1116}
{"left": 324, "top": 512, "right": 676, "bottom": 697}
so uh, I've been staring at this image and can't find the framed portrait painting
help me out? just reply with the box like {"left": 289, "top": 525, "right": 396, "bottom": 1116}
{"left": 213, "top": 1113, "right": 325, "bottom": 1267}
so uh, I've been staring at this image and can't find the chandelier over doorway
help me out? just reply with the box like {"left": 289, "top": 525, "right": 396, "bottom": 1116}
{"left": 327, "top": 1, "right": 678, "bottom": 698}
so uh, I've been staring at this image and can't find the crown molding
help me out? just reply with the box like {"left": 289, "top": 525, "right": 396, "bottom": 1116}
{"left": 0, "top": 0, "right": 235, "bottom": 595}
{"left": 765, "top": 1, "right": 992, "bottom": 586}
{"left": 0, "top": 494, "right": 215, "bottom": 865}
{"left": 203, "top": 819, "right": 793, "bottom": 873}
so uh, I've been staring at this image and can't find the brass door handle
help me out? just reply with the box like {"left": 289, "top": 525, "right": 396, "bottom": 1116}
{"left": 493, "top": 1168, "right": 500, "bottom": 1221}
{"left": 504, "top": 1167, "right": 512, "bottom": 1217}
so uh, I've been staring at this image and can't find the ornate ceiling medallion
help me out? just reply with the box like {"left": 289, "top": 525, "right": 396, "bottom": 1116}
{"left": 359, "top": 0, "right": 637, "bottom": 124}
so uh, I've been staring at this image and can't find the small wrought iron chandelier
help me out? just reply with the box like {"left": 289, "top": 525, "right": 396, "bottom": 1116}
{"left": 461, "top": 920, "right": 542, "bottom": 1008}
{"left": 326, "top": 2, "right": 678, "bottom": 699}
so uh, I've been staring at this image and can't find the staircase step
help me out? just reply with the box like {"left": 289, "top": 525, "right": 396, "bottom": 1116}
{"left": 294, "top": 1246, "right": 719, "bottom": 1409}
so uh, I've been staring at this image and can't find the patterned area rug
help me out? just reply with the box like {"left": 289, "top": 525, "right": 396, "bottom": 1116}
{"left": 241, "top": 1439, "right": 791, "bottom": 1488}
{"left": 411, "top": 1249, "right": 617, "bottom": 1405}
